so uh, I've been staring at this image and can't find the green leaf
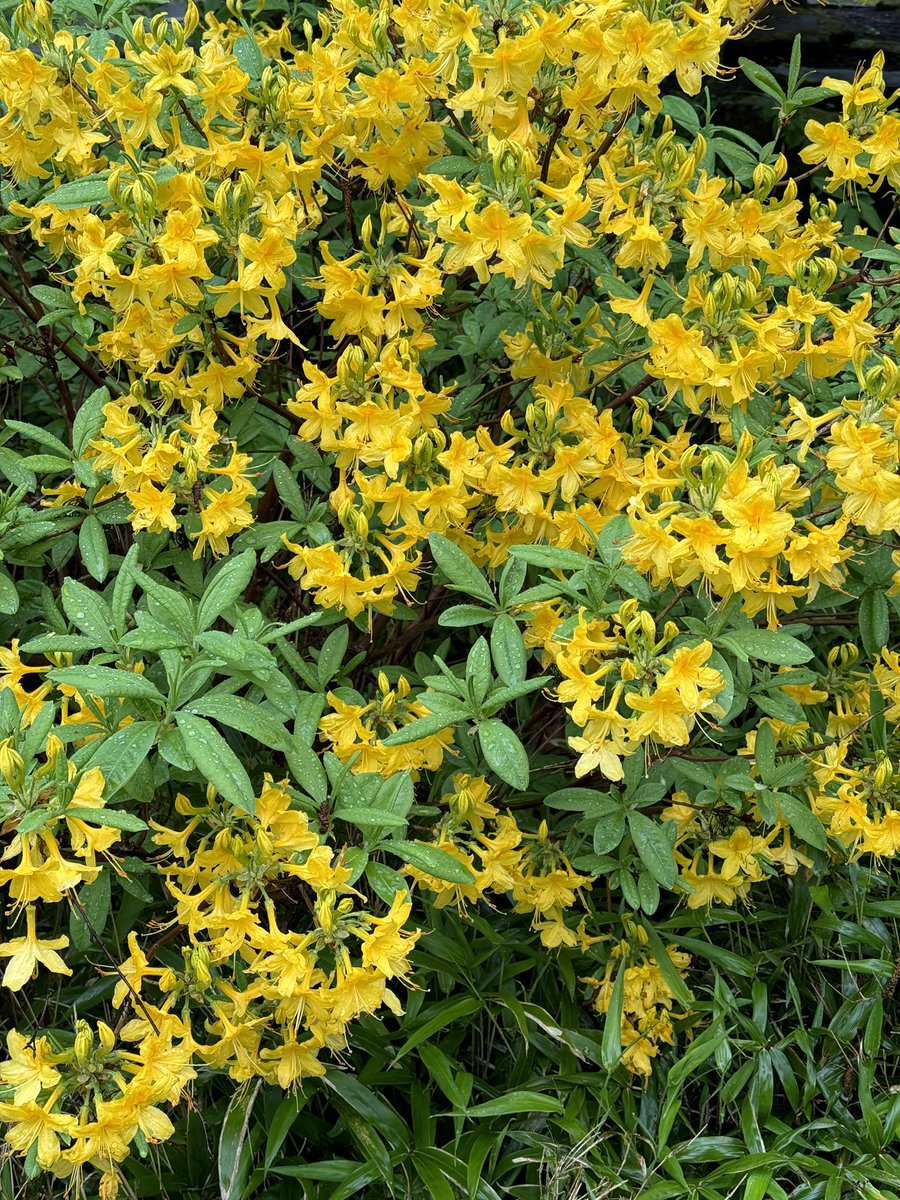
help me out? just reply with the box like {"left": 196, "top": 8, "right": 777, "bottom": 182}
{"left": 45, "top": 175, "right": 111, "bottom": 210}
{"left": 640, "top": 921, "right": 693, "bottom": 1008}
{"left": 482, "top": 676, "right": 552, "bottom": 714}
{"left": 755, "top": 721, "right": 776, "bottom": 784}
{"left": 334, "top": 806, "right": 408, "bottom": 828}
{"left": 233, "top": 34, "right": 264, "bottom": 78}
{"left": 739, "top": 57, "right": 785, "bottom": 101}
{"left": 73, "top": 868, "right": 110, "bottom": 947}
{"left": 545, "top": 787, "right": 618, "bottom": 811}
{"left": 720, "top": 628, "right": 813, "bottom": 665}
{"left": 74, "top": 721, "right": 157, "bottom": 795}
{"left": 175, "top": 711, "right": 255, "bottom": 812}
{"left": 64, "top": 806, "right": 148, "bottom": 832}
{"left": 490, "top": 614, "right": 527, "bottom": 686}
{"left": 197, "top": 631, "right": 276, "bottom": 675}
{"left": 218, "top": 1080, "right": 261, "bottom": 1200}
{"left": 464, "top": 1091, "right": 564, "bottom": 1118}
{"left": 787, "top": 33, "right": 802, "bottom": 92}
{"left": 466, "top": 637, "right": 492, "bottom": 701}
{"left": 390, "top": 840, "right": 475, "bottom": 883}
{"left": 49, "top": 665, "right": 164, "bottom": 704}
{"left": 186, "top": 693, "right": 288, "bottom": 750}
{"left": 61, "top": 578, "right": 114, "bottom": 648}
{"left": 428, "top": 533, "right": 496, "bottom": 607}
{"left": 20, "top": 453, "right": 71, "bottom": 472}
{"left": 197, "top": 550, "right": 256, "bottom": 630}
{"left": 424, "top": 154, "right": 478, "bottom": 177}
{"left": 4, "top": 420, "right": 71, "bottom": 458}
{"left": 29, "top": 284, "right": 73, "bottom": 311}
{"left": 594, "top": 811, "right": 625, "bottom": 855}
{"left": 393, "top": 997, "right": 481, "bottom": 1061}
{"left": 285, "top": 735, "right": 328, "bottom": 804}
{"left": 601, "top": 960, "right": 626, "bottom": 1070}
{"left": 508, "top": 544, "right": 592, "bottom": 570}
{"left": 627, "top": 810, "right": 676, "bottom": 889}
{"left": 860, "top": 589, "right": 890, "bottom": 657}
{"left": 317, "top": 624, "right": 350, "bottom": 686}
{"left": 173, "top": 313, "right": 202, "bottom": 335}
{"left": 323, "top": 1073, "right": 409, "bottom": 1150}
{"left": 365, "top": 860, "right": 410, "bottom": 906}
{"left": 78, "top": 515, "right": 109, "bottom": 583}
{"left": 382, "top": 710, "right": 463, "bottom": 746}
{"left": 478, "top": 718, "right": 529, "bottom": 791}
{"left": 0, "top": 569, "right": 19, "bottom": 615}
{"left": 776, "top": 793, "right": 828, "bottom": 851}
{"left": 133, "top": 569, "right": 195, "bottom": 640}
{"left": 72, "top": 387, "right": 109, "bottom": 458}
{"left": 264, "top": 1092, "right": 310, "bottom": 1170}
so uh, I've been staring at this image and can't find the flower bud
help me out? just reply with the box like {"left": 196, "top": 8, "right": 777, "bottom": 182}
{"left": 74, "top": 1020, "right": 94, "bottom": 1066}
{"left": 317, "top": 894, "right": 335, "bottom": 935}
{"left": 159, "top": 967, "right": 178, "bottom": 992}
{"left": 183, "top": 1, "right": 199, "bottom": 37}
{"left": 874, "top": 752, "right": 893, "bottom": 790}
{"left": 0, "top": 738, "right": 25, "bottom": 792}
{"left": 191, "top": 945, "right": 212, "bottom": 988}
{"left": 753, "top": 162, "right": 778, "bottom": 199}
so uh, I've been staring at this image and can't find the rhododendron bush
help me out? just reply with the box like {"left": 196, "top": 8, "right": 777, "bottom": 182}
{"left": 0, "top": 0, "right": 899, "bottom": 1194}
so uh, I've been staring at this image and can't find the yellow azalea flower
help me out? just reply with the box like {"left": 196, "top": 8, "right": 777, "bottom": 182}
{"left": 679, "top": 855, "right": 747, "bottom": 908}
{"left": 0, "top": 1095, "right": 74, "bottom": 1169}
{"left": 0, "top": 905, "right": 71, "bottom": 991}
{"left": 0, "top": 1030, "right": 61, "bottom": 1105}
{"left": 260, "top": 1034, "right": 327, "bottom": 1089}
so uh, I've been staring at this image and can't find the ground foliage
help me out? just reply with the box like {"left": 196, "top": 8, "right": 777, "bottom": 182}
{"left": 0, "top": 0, "right": 899, "bottom": 1195}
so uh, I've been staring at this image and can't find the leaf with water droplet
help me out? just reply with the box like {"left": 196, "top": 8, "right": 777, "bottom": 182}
{"left": 175, "top": 711, "right": 255, "bottom": 813}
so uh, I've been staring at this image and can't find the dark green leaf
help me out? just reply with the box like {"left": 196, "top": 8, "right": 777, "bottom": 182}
{"left": 390, "top": 839, "right": 475, "bottom": 883}
{"left": 627, "top": 810, "right": 676, "bottom": 889}
{"left": 175, "top": 711, "right": 255, "bottom": 812}
{"left": 49, "top": 665, "right": 164, "bottom": 703}
{"left": 478, "top": 718, "right": 529, "bottom": 790}
{"left": 720, "top": 628, "right": 813, "bottom": 665}
{"left": 429, "top": 533, "right": 496, "bottom": 607}
{"left": 78, "top": 515, "right": 109, "bottom": 583}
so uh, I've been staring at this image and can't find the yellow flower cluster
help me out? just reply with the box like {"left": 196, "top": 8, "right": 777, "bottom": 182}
{"left": 801, "top": 53, "right": 900, "bottom": 191}
{"left": 319, "top": 671, "right": 454, "bottom": 777}
{"left": 0, "top": 751, "right": 113, "bottom": 989}
{"left": 525, "top": 602, "right": 726, "bottom": 781}
{"left": 624, "top": 430, "right": 850, "bottom": 627}
{"left": 584, "top": 918, "right": 691, "bottom": 1077}
{"left": 147, "top": 779, "right": 421, "bottom": 1086}
{"left": 405, "top": 772, "right": 596, "bottom": 948}
{"left": 0, "top": 1022, "right": 194, "bottom": 1197}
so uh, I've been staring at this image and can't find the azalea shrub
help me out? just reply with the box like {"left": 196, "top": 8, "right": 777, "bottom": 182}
{"left": 0, "top": 0, "right": 900, "bottom": 1195}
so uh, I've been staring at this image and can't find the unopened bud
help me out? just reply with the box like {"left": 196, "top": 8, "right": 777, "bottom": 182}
{"left": 74, "top": 1020, "right": 94, "bottom": 1065}
{"left": 0, "top": 739, "right": 25, "bottom": 792}
{"left": 874, "top": 752, "right": 893, "bottom": 790}
{"left": 158, "top": 967, "right": 178, "bottom": 992}
{"left": 191, "top": 945, "right": 212, "bottom": 988}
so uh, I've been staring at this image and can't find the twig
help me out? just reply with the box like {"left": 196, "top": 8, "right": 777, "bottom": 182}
{"left": 0, "top": 266, "right": 114, "bottom": 393}
{"left": 604, "top": 372, "right": 654, "bottom": 411}
{"left": 67, "top": 891, "right": 160, "bottom": 1035}
{"left": 655, "top": 584, "right": 690, "bottom": 626}
{"left": 585, "top": 106, "right": 633, "bottom": 176}
{"left": 540, "top": 110, "right": 569, "bottom": 184}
